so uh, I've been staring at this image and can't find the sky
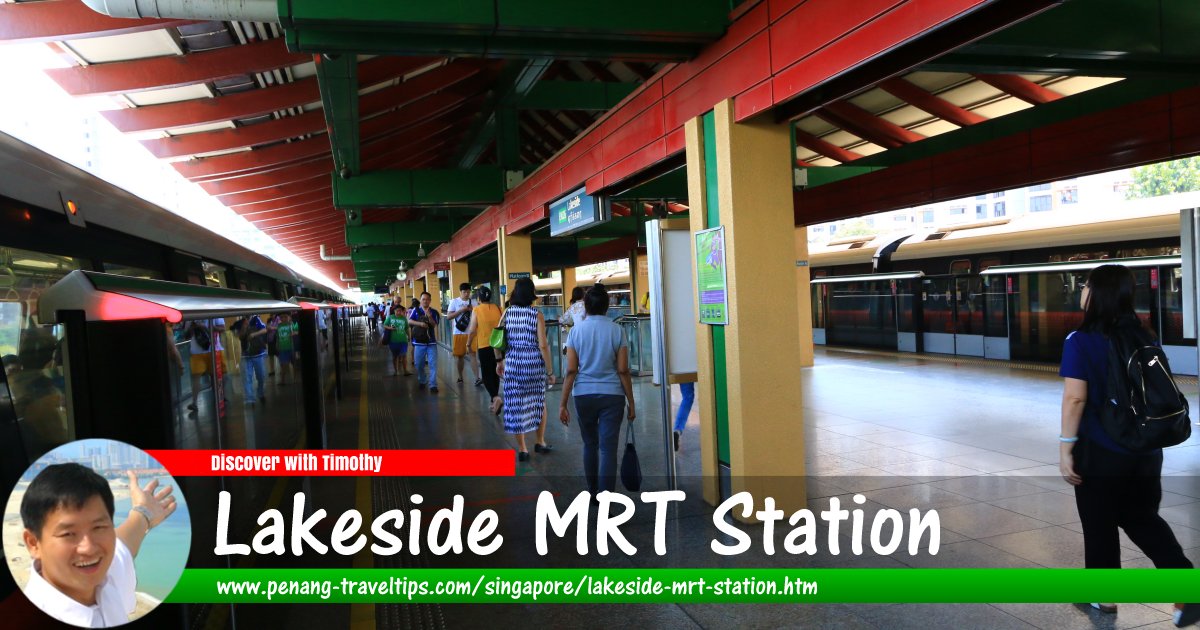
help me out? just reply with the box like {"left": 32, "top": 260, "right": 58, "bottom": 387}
{"left": 0, "top": 42, "right": 356, "bottom": 298}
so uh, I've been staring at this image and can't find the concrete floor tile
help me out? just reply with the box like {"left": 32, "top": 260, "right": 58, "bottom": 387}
{"left": 993, "top": 603, "right": 1171, "bottom": 629}
{"left": 930, "top": 476, "right": 1047, "bottom": 502}
{"left": 990, "top": 491, "right": 1084, "bottom": 525}
{"left": 932, "top": 503, "right": 1052, "bottom": 539}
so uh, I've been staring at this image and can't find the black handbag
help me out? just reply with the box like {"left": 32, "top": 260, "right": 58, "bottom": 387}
{"left": 620, "top": 420, "right": 642, "bottom": 492}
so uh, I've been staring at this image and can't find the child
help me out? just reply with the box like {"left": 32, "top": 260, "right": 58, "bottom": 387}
{"left": 20, "top": 463, "right": 176, "bottom": 627}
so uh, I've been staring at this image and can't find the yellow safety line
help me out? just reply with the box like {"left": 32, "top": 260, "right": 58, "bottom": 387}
{"left": 350, "top": 337, "right": 375, "bottom": 630}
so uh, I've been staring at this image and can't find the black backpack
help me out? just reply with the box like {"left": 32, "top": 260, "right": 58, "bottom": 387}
{"left": 1100, "top": 318, "right": 1191, "bottom": 452}
{"left": 191, "top": 322, "right": 212, "bottom": 352}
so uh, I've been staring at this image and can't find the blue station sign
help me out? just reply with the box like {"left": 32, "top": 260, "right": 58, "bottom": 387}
{"left": 549, "top": 186, "right": 608, "bottom": 237}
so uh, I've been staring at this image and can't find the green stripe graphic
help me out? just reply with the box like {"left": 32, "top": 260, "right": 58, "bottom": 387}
{"left": 164, "top": 568, "right": 1200, "bottom": 604}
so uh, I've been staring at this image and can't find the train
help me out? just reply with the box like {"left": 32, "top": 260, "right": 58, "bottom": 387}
{"left": 808, "top": 192, "right": 1200, "bottom": 375}
{"left": 0, "top": 132, "right": 357, "bottom": 628}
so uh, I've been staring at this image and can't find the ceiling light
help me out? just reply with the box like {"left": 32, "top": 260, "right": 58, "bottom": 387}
{"left": 417, "top": 243, "right": 426, "bottom": 257}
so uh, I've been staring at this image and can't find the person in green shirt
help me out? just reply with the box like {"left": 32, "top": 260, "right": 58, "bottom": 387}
{"left": 273, "top": 312, "right": 299, "bottom": 385}
{"left": 383, "top": 304, "right": 410, "bottom": 376}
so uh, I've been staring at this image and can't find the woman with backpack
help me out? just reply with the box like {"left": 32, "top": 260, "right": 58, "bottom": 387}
{"left": 465, "top": 286, "right": 503, "bottom": 414}
{"left": 1059, "top": 264, "right": 1197, "bottom": 624}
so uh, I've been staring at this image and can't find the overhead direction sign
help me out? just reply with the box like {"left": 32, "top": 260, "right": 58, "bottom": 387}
{"left": 549, "top": 186, "right": 609, "bottom": 237}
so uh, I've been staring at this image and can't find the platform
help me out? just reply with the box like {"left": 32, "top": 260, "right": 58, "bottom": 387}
{"left": 221, "top": 323, "right": 1200, "bottom": 629}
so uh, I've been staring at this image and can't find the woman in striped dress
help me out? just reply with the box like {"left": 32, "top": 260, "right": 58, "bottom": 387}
{"left": 498, "top": 277, "right": 556, "bottom": 461}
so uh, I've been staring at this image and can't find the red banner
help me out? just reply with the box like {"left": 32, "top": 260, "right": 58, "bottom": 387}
{"left": 144, "top": 450, "right": 515, "bottom": 477}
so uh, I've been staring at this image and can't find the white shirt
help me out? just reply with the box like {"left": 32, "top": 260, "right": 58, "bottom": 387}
{"left": 188, "top": 318, "right": 225, "bottom": 354}
{"left": 448, "top": 298, "right": 473, "bottom": 336}
{"left": 24, "top": 538, "right": 137, "bottom": 628}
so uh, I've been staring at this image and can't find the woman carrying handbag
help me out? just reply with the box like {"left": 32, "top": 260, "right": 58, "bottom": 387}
{"left": 558, "top": 284, "right": 636, "bottom": 494}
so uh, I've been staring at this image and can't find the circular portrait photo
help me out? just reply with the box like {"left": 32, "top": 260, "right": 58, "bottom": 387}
{"left": 3, "top": 439, "right": 190, "bottom": 627}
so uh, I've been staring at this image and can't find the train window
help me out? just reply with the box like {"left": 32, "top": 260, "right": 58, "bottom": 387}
{"left": 950, "top": 259, "right": 971, "bottom": 275}
{"left": 102, "top": 262, "right": 164, "bottom": 279}
{"left": 201, "top": 261, "right": 227, "bottom": 288}
{"left": 0, "top": 246, "right": 87, "bottom": 459}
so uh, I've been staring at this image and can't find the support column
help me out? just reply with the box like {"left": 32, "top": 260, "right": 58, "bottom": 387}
{"left": 684, "top": 99, "right": 806, "bottom": 515}
{"left": 560, "top": 266, "right": 578, "bottom": 305}
{"left": 795, "top": 228, "right": 814, "bottom": 367}
{"left": 632, "top": 249, "right": 649, "bottom": 313}
{"left": 450, "top": 260, "right": 470, "bottom": 293}
{"left": 422, "top": 271, "right": 442, "bottom": 310}
{"left": 496, "top": 228, "right": 532, "bottom": 299}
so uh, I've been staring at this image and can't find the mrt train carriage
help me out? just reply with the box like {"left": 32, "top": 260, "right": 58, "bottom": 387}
{"left": 0, "top": 132, "right": 355, "bottom": 628}
{"left": 810, "top": 195, "right": 1197, "bottom": 375}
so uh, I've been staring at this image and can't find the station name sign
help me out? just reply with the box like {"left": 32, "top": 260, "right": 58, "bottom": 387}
{"left": 549, "top": 186, "right": 609, "bottom": 237}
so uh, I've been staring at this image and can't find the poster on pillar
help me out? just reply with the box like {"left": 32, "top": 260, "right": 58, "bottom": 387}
{"left": 695, "top": 226, "right": 728, "bottom": 325}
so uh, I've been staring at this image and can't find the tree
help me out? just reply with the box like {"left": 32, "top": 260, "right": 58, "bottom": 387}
{"left": 1127, "top": 157, "right": 1200, "bottom": 199}
{"left": 835, "top": 218, "right": 876, "bottom": 238}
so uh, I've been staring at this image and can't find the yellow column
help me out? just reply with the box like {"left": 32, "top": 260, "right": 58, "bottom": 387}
{"left": 450, "top": 260, "right": 470, "bottom": 297}
{"left": 496, "top": 228, "right": 532, "bottom": 298}
{"left": 795, "top": 228, "right": 814, "bottom": 367}
{"left": 422, "top": 272, "right": 442, "bottom": 310}
{"left": 632, "top": 249, "right": 650, "bottom": 314}
{"left": 560, "top": 267, "right": 577, "bottom": 306}
{"left": 685, "top": 99, "right": 806, "bottom": 515}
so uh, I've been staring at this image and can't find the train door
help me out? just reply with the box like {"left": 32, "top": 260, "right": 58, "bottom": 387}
{"left": 920, "top": 276, "right": 955, "bottom": 354}
{"left": 921, "top": 274, "right": 990, "bottom": 357}
{"left": 952, "top": 274, "right": 986, "bottom": 357}
{"left": 981, "top": 274, "right": 1010, "bottom": 359}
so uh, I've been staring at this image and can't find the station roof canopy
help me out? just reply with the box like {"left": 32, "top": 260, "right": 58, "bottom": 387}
{"left": 2, "top": 0, "right": 1198, "bottom": 289}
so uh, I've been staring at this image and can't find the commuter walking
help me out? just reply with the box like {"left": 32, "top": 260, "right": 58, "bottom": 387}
{"left": 409, "top": 292, "right": 440, "bottom": 393}
{"left": 263, "top": 313, "right": 280, "bottom": 377}
{"left": 465, "top": 286, "right": 503, "bottom": 414}
{"left": 367, "top": 302, "right": 378, "bottom": 333}
{"left": 498, "top": 278, "right": 555, "bottom": 461}
{"left": 558, "top": 285, "right": 635, "bottom": 494}
{"left": 383, "top": 304, "right": 410, "bottom": 376}
{"left": 274, "top": 312, "right": 298, "bottom": 385}
{"left": 238, "top": 316, "right": 269, "bottom": 402}
{"left": 558, "top": 286, "right": 586, "bottom": 355}
{"left": 1058, "top": 264, "right": 1198, "bottom": 624}
{"left": 673, "top": 382, "right": 694, "bottom": 452}
{"left": 448, "top": 283, "right": 480, "bottom": 385}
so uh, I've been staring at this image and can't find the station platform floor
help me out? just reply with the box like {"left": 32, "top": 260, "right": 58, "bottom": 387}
{"left": 232, "top": 324, "right": 1200, "bottom": 630}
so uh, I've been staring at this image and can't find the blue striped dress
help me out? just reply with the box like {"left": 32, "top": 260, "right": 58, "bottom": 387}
{"left": 501, "top": 305, "right": 546, "bottom": 435}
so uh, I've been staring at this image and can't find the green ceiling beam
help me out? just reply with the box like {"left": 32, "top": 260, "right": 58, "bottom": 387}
{"left": 346, "top": 222, "right": 456, "bottom": 246}
{"left": 520, "top": 81, "right": 639, "bottom": 110}
{"left": 332, "top": 168, "right": 506, "bottom": 208}
{"left": 351, "top": 246, "right": 422, "bottom": 263}
{"left": 314, "top": 54, "right": 359, "bottom": 175}
{"left": 458, "top": 59, "right": 553, "bottom": 169}
{"left": 279, "top": 0, "right": 727, "bottom": 61}
{"left": 796, "top": 166, "right": 883, "bottom": 189}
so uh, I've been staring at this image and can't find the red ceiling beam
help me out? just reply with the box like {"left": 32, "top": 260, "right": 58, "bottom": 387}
{"left": 202, "top": 160, "right": 330, "bottom": 196}
{"left": 103, "top": 56, "right": 437, "bottom": 133}
{"left": 223, "top": 180, "right": 331, "bottom": 207}
{"left": 104, "top": 76, "right": 320, "bottom": 133}
{"left": 239, "top": 199, "right": 331, "bottom": 218}
{"left": 0, "top": 0, "right": 190, "bottom": 44}
{"left": 145, "top": 61, "right": 476, "bottom": 159}
{"left": 817, "top": 101, "right": 924, "bottom": 149}
{"left": 583, "top": 61, "right": 621, "bottom": 83}
{"left": 250, "top": 208, "right": 338, "bottom": 228}
{"left": 231, "top": 188, "right": 332, "bottom": 213}
{"left": 174, "top": 93, "right": 472, "bottom": 181}
{"left": 878, "top": 78, "right": 986, "bottom": 128}
{"left": 46, "top": 38, "right": 307, "bottom": 97}
{"left": 144, "top": 110, "right": 325, "bottom": 159}
{"left": 974, "top": 74, "right": 1063, "bottom": 106}
{"left": 792, "top": 129, "right": 864, "bottom": 163}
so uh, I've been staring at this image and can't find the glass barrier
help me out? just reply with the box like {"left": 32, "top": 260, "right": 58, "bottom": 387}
{"left": 545, "top": 322, "right": 563, "bottom": 380}
{"left": 615, "top": 315, "right": 652, "bottom": 375}
{"left": 535, "top": 305, "right": 563, "bottom": 321}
